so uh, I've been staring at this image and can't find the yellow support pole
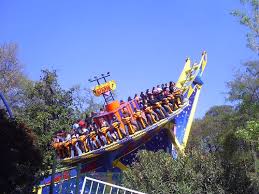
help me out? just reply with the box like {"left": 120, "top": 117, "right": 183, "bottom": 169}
{"left": 113, "top": 160, "right": 128, "bottom": 171}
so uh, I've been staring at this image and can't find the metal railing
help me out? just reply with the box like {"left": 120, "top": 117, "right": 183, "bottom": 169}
{"left": 80, "top": 176, "right": 146, "bottom": 194}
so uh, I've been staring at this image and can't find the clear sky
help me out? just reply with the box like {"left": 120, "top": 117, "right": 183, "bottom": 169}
{"left": 0, "top": 0, "right": 256, "bottom": 117}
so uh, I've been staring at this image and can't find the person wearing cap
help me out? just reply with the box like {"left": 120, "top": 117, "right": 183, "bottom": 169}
{"left": 78, "top": 120, "right": 91, "bottom": 152}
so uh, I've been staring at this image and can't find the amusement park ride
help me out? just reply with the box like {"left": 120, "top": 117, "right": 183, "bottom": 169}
{"left": 54, "top": 51, "right": 207, "bottom": 169}
{"left": 4, "top": 52, "right": 207, "bottom": 193}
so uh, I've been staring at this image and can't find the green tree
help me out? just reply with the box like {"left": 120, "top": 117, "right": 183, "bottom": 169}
{"left": 122, "top": 150, "right": 224, "bottom": 194}
{"left": 231, "top": 0, "right": 259, "bottom": 53}
{"left": 0, "top": 109, "right": 42, "bottom": 194}
{"left": 18, "top": 69, "right": 81, "bottom": 169}
{"left": 236, "top": 121, "right": 259, "bottom": 147}
{"left": 188, "top": 105, "right": 236, "bottom": 152}
{"left": 0, "top": 43, "right": 28, "bottom": 111}
{"left": 236, "top": 120, "right": 259, "bottom": 185}
{"left": 226, "top": 60, "right": 259, "bottom": 120}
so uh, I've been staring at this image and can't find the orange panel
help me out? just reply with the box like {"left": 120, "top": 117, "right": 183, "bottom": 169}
{"left": 106, "top": 101, "right": 120, "bottom": 112}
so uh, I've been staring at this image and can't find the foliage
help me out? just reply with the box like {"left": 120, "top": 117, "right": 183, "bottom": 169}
{"left": 220, "top": 130, "right": 258, "bottom": 194}
{"left": 188, "top": 105, "right": 236, "bottom": 152}
{"left": 226, "top": 60, "right": 259, "bottom": 120}
{"left": 231, "top": 0, "right": 259, "bottom": 53}
{"left": 188, "top": 58, "right": 259, "bottom": 193}
{"left": 236, "top": 120, "right": 259, "bottom": 147}
{"left": 122, "top": 150, "right": 224, "bottom": 194}
{"left": 0, "top": 43, "right": 28, "bottom": 111}
{"left": 0, "top": 109, "right": 42, "bottom": 194}
{"left": 17, "top": 69, "right": 83, "bottom": 169}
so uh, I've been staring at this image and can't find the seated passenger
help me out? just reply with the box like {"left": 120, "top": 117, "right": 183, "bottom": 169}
{"left": 93, "top": 122, "right": 107, "bottom": 146}
{"left": 99, "top": 108, "right": 105, "bottom": 115}
{"left": 71, "top": 131, "right": 83, "bottom": 157}
{"left": 89, "top": 123, "right": 102, "bottom": 149}
{"left": 120, "top": 100, "right": 126, "bottom": 105}
{"left": 134, "top": 94, "right": 141, "bottom": 104}
{"left": 145, "top": 89, "right": 150, "bottom": 95}
{"left": 148, "top": 94, "right": 169, "bottom": 119}
{"left": 158, "top": 90, "right": 173, "bottom": 113}
{"left": 111, "top": 115, "right": 128, "bottom": 139}
{"left": 164, "top": 83, "right": 168, "bottom": 90}
{"left": 99, "top": 118, "right": 118, "bottom": 144}
{"left": 142, "top": 104, "right": 159, "bottom": 125}
{"left": 133, "top": 108, "right": 148, "bottom": 129}
{"left": 121, "top": 107, "right": 138, "bottom": 134}
{"left": 169, "top": 81, "right": 176, "bottom": 93}
{"left": 78, "top": 121, "right": 90, "bottom": 153}
{"left": 140, "top": 92, "right": 147, "bottom": 101}
{"left": 156, "top": 85, "right": 163, "bottom": 93}
{"left": 161, "top": 84, "right": 165, "bottom": 90}
{"left": 173, "top": 88, "right": 183, "bottom": 106}
{"left": 151, "top": 86, "right": 156, "bottom": 94}
{"left": 52, "top": 135, "right": 66, "bottom": 159}
{"left": 73, "top": 123, "right": 83, "bottom": 135}
{"left": 156, "top": 90, "right": 173, "bottom": 113}
{"left": 161, "top": 97, "right": 173, "bottom": 113}
{"left": 64, "top": 132, "right": 72, "bottom": 158}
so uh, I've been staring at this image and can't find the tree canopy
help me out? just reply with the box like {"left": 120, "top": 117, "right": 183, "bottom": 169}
{"left": 0, "top": 110, "right": 42, "bottom": 194}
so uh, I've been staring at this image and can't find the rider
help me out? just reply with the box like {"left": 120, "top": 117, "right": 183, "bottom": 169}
{"left": 133, "top": 108, "right": 148, "bottom": 129}
{"left": 71, "top": 130, "right": 83, "bottom": 157}
{"left": 89, "top": 122, "right": 102, "bottom": 149}
{"left": 142, "top": 104, "right": 159, "bottom": 125}
{"left": 78, "top": 120, "right": 91, "bottom": 152}
{"left": 122, "top": 107, "right": 138, "bottom": 134}
{"left": 99, "top": 118, "right": 118, "bottom": 144}
{"left": 52, "top": 133, "right": 66, "bottom": 159}
{"left": 157, "top": 89, "right": 173, "bottom": 113}
{"left": 111, "top": 115, "right": 128, "bottom": 139}
{"left": 148, "top": 94, "right": 169, "bottom": 119}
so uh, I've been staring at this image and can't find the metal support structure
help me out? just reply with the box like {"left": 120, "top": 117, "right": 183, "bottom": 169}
{"left": 49, "top": 154, "right": 57, "bottom": 194}
{"left": 75, "top": 163, "right": 82, "bottom": 194}
{"left": 80, "top": 176, "right": 145, "bottom": 194}
{"left": 88, "top": 72, "right": 115, "bottom": 104}
{"left": 0, "top": 91, "right": 13, "bottom": 118}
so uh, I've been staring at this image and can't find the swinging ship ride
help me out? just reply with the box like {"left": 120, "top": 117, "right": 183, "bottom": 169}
{"left": 39, "top": 51, "right": 208, "bottom": 191}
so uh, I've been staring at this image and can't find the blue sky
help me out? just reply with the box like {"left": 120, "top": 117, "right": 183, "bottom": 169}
{"left": 0, "top": 0, "right": 256, "bottom": 117}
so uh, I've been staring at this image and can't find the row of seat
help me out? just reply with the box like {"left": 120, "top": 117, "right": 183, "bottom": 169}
{"left": 52, "top": 86, "right": 183, "bottom": 159}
